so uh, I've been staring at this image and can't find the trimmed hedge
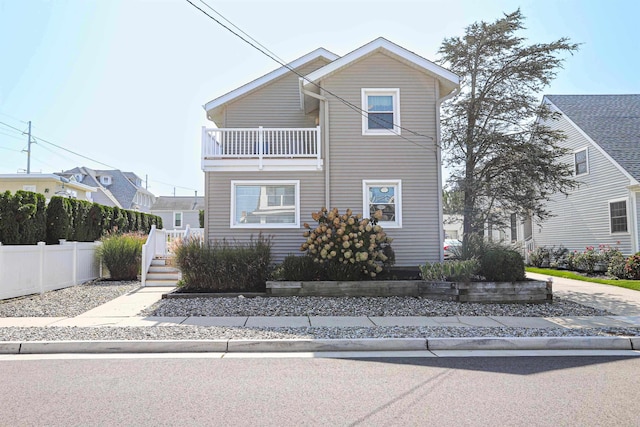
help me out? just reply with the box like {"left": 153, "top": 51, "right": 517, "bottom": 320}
{"left": 0, "top": 190, "right": 47, "bottom": 245}
{"left": 0, "top": 191, "right": 162, "bottom": 245}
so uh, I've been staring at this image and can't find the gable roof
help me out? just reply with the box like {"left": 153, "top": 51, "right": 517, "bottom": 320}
{"left": 546, "top": 95, "right": 640, "bottom": 182}
{"left": 203, "top": 48, "right": 339, "bottom": 118}
{"left": 59, "top": 167, "right": 155, "bottom": 210}
{"left": 302, "top": 37, "right": 459, "bottom": 97}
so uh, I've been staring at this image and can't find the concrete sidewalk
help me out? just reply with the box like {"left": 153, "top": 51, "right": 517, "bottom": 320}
{"left": 1, "top": 275, "right": 639, "bottom": 355}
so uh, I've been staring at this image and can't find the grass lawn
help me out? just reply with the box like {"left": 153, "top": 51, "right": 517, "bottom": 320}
{"left": 526, "top": 267, "right": 640, "bottom": 291}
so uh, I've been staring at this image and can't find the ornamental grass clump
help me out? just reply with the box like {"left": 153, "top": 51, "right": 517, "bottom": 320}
{"left": 175, "top": 234, "right": 272, "bottom": 292}
{"left": 97, "top": 232, "right": 146, "bottom": 280}
{"left": 300, "top": 207, "right": 394, "bottom": 280}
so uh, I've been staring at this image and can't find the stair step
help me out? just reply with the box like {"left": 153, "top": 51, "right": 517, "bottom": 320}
{"left": 149, "top": 266, "right": 179, "bottom": 274}
{"left": 146, "top": 272, "right": 180, "bottom": 281}
{"left": 144, "top": 279, "right": 179, "bottom": 287}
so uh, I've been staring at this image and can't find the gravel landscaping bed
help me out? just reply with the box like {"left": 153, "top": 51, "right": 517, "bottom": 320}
{"left": 141, "top": 295, "right": 612, "bottom": 318}
{"left": 0, "top": 325, "right": 639, "bottom": 341}
{"left": 0, "top": 280, "right": 140, "bottom": 317}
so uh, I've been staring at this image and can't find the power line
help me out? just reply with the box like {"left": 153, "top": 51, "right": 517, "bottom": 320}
{"left": 184, "top": 0, "right": 437, "bottom": 151}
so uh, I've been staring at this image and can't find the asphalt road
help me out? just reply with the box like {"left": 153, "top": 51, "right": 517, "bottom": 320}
{"left": 1, "top": 355, "right": 639, "bottom": 426}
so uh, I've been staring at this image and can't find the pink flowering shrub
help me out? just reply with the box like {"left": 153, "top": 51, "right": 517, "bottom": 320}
{"left": 300, "top": 207, "right": 395, "bottom": 280}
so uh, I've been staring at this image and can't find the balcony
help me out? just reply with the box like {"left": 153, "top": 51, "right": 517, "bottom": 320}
{"left": 201, "top": 126, "right": 323, "bottom": 172}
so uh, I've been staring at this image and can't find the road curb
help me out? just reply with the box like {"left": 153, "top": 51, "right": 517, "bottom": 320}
{"left": 0, "top": 336, "right": 637, "bottom": 354}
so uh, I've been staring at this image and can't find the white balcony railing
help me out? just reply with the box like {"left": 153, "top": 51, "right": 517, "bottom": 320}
{"left": 202, "top": 126, "right": 322, "bottom": 170}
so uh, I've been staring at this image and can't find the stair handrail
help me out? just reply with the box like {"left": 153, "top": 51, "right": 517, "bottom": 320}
{"left": 141, "top": 225, "right": 157, "bottom": 286}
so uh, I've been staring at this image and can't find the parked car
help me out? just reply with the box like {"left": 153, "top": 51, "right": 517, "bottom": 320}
{"left": 443, "top": 239, "right": 462, "bottom": 260}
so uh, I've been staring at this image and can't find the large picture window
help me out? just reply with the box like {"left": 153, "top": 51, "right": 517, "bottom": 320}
{"left": 362, "top": 89, "right": 400, "bottom": 135}
{"left": 363, "top": 180, "right": 402, "bottom": 228}
{"left": 231, "top": 180, "right": 299, "bottom": 228}
{"left": 609, "top": 199, "right": 628, "bottom": 233}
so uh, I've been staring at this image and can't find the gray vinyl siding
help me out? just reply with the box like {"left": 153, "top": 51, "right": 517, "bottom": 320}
{"left": 533, "top": 112, "right": 635, "bottom": 254}
{"left": 205, "top": 170, "right": 324, "bottom": 262}
{"left": 322, "top": 52, "right": 441, "bottom": 266}
{"left": 223, "top": 58, "right": 330, "bottom": 128}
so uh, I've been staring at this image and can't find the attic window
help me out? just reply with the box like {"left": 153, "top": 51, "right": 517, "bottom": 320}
{"left": 100, "top": 175, "right": 112, "bottom": 185}
{"left": 362, "top": 89, "right": 400, "bottom": 135}
{"left": 574, "top": 148, "right": 588, "bottom": 175}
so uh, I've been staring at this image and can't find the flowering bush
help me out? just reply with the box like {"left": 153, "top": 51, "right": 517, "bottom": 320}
{"left": 300, "top": 207, "right": 394, "bottom": 280}
{"left": 624, "top": 254, "right": 640, "bottom": 280}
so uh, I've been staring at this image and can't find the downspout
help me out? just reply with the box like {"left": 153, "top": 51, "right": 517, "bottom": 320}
{"left": 436, "top": 83, "right": 460, "bottom": 261}
{"left": 300, "top": 78, "right": 330, "bottom": 208}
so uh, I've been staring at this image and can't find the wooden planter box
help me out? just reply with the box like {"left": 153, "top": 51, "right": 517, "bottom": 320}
{"left": 266, "top": 279, "right": 553, "bottom": 304}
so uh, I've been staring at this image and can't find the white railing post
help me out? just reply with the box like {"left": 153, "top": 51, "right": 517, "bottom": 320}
{"left": 201, "top": 126, "right": 207, "bottom": 170}
{"left": 258, "top": 126, "right": 264, "bottom": 170}
{"left": 141, "top": 225, "right": 157, "bottom": 286}
{"left": 316, "top": 125, "right": 322, "bottom": 169}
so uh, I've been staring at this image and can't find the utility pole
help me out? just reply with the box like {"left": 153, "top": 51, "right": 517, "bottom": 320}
{"left": 145, "top": 174, "right": 148, "bottom": 190}
{"left": 25, "top": 121, "right": 33, "bottom": 174}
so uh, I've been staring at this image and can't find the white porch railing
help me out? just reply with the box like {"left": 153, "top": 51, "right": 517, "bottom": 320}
{"left": 202, "top": 126, "right": 322, "bottom": 169}
{"left": 141, "top": 225, "right": 205, "bottom": 286}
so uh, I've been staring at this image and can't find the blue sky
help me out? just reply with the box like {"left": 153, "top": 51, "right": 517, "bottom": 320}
{"left": 1, "top": 0, "right": 639, "bottom": 196}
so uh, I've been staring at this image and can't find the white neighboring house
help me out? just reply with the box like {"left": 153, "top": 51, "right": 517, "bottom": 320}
{"left": 151, "top": 196, "right": 204, "bottom": 229}
{"left": 530, "top": 94, "right": 640, "bottom": 255}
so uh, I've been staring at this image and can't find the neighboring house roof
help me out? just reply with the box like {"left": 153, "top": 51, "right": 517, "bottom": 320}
{"left": 545, "top": 94, "right": 640, "bottom": 183}
{"left": 59, "top": 167, "right": 155, "bottom": 210}
{"left": 151, "top": 196, "right": 205, "bottom": 211}
{"left": 204, "top": 47, "right": 339, "bottom": 120}
{"left": 302, "top": 37, "right": 459, "bottom": 97}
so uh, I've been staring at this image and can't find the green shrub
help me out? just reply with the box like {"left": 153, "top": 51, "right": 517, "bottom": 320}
{"left": 46, "top": 196, "right": 71, "bottom": 244}
{"left": 175, "top": 234, "right": 272, "bottom": 292}
{"left": 419, "top": 259, "right": 480, "bottom": 282}
{"left": 97, "top": 232, "right": 146, "bottom": 280}
{"left": 528, "top": 246, "right": 551, "bottom": 268}
{"left": 479, "top": 249, "right": 525, "bottom": 282}
{"left": 0, "top": 190, "right": 46, "bottom": 245}
{"left": 199, "top": 210, "right": 204, "bottom": 228}
{"left": 300, "top": 207, "right": 395, "bottom": 280}
{"left": 273, "top": 254, "right": 324, "bottom": 281}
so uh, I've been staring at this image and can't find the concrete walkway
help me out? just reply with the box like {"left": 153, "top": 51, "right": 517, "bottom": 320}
{"left": 1, "top": 275, "right": 640, "bottom": 355}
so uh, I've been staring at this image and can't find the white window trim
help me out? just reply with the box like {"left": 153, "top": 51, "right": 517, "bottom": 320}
{"left": 574, "top": 147, "right": 589, "bottom": 176}
{"left": 361, "top": 88, "right": 401, "bottom": 136}
{"left": 231, "top": 180, "right": 300, "bottom": 229}
{"left": 362, "top": 179, "right": 402, "bottom": 228}
{"left": 608, "top": 197, "right": 629, "bottom": 235}
{"left": 173, "top": 211, "right": 183, "bottom": 229}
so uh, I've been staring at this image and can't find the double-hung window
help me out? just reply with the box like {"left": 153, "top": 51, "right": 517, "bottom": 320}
{"left": 574, "top": 148, "right": 588, "bottom": 175}
{"left": 173, "top": 212, "right": 183, "bottom": 228}
{"left": 362, "top": 89, "right": 400, "bottom": 135}
{"left": 231, "top": 180, "right": 299, "bottom": 228}
{"left": 363, "top": 180, "right": 402, "bottom": 228}
{"left": 609, "top": 199, "right": 628, "bottom": 233}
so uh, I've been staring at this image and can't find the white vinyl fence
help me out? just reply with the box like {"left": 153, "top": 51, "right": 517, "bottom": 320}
{"left": 0, "top": 241, "right": 102, "bottom": 300}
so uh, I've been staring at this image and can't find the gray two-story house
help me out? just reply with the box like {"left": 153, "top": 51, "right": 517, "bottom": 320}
{"left": 200, "top": 37, "right": 459, "bottom": 266}
{"left": 531, "top": 94, "right": 640, "bottom": 254}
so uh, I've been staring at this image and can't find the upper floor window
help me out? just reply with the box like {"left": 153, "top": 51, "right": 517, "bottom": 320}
{"left": 361, "top": 89, "right": 400, "bottom": 135}
{"left": 100, "top": 175, "right": 112, "bottom": 185}
{"left": 574, "top": 148, "right": 588, "bottom": 175}
{"left": 363, "top": 179, "right": 402, "bottom": 228}
{"left": 609, "top": 199, "right": 628, "bottom": 233}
